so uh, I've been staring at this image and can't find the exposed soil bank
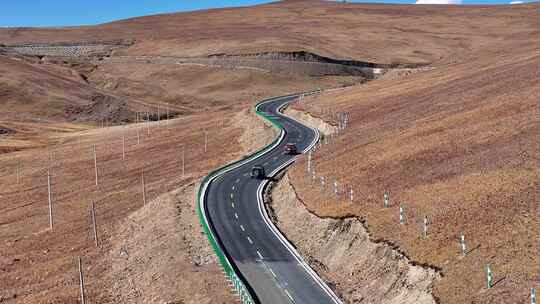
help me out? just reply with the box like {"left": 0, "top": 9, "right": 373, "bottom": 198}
{"left": 267, "top": 174, "right": 439, "bottom": 304}
{"left": 107, "top": 183, "right": 235, "bottom": 304}
{"left": 284, "top": 107, "right": 337, "bottom": 136}
{"left": 235, "top": 107, "right": 278, "bottom": 155}
{"left": 103, "top": 105, "right": 277, "bottom": 303}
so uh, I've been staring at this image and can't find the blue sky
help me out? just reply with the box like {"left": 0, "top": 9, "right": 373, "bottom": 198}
{"left": 0, "top": 0, "right": 535, "bottom": 27}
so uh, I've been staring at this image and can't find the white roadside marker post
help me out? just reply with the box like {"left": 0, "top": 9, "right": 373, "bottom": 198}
{"left": 399, "top": 204, "right": 405, "bottom": 225}
{"left": 423, "top": 216, "right": 428, "bottom": 239}
{"left": 486, "top": 264, "right": 493, "bottom": 289}
{"left": 136, "top": 125, "right": 140, "bottom": 145}
{"left": 320, "top": 176, "right": 325, "bottom": 191}
{"left": 460, "top": 232, "right": 467, "bottom": 256}
{"left": 532, "top": 287, "right": 537, "bottom": 304}
{"left": 92, "top": 145, "right": 98, "bottom": 187}
{"left": 78, "top": 256, "right": 86, "bottom": 304}
{"left": 350, "top": 189, "right": 354, "bottom": 203}
{"left": 141, "top": 169, "right": 147, "bottom": 206}
{"left": 90, "top": 201, "right": 98, "bottom": 247}
{"left": 384, "top": 192, "right": 389, "bottom": 208}
{"left": 47, "top": 170, "right": 53, "bottom": 230}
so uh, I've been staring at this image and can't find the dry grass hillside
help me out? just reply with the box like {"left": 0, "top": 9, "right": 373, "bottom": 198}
{"left": 1, "top": 1, "right": 539, "bottom": 64}
{"left": 0, "top": 109, "right": 267, "bottom": 303}
{"left": 289, "top": 37, "right": 540, "bottom": 303}
{"left": 1, "top": 1, "right": 539, "bottom": 303}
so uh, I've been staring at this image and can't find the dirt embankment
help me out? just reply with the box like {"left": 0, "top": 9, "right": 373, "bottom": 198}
{"left": 268, "top": 174, "right": 439, "bottom": 304}
{"left": 107, "top": 184, "right": 235, "bottom": 304}
{"left": 284, "top": 107, "right": 337, "bottom": 136}
{"left": 103, "top": 104, "right": 278, "bottom": 303}
{"left": 235, "top": 107, "right": 278, "bottom": 155}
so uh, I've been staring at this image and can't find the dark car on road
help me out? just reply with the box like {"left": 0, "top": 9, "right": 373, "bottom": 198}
{"left": 250, "top": 165, "right": 265, "bottom": 179}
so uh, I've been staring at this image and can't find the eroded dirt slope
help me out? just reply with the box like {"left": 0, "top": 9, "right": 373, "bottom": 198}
{"left": 288, "top": 46, "right": 540, "bottom": 303}
{"left": 268, "top": 173, "right": 439, "bottom": 304}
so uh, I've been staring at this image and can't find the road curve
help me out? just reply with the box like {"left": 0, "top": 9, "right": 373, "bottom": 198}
{"left": 199, "top": 93, "right": 342, "bottom": 304}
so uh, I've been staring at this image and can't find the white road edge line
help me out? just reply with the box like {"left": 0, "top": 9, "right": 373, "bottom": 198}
{"left": 253, "top": 101, "right": 343, "bottom": 304}
{"left": 198, "top": 92, "right": 342, "bottom": 304}
{"left": 268, "top": 266, "right": 277, "bottom": 278}
{"left": 284, "top": 289, "right": 294, "bottom": 302}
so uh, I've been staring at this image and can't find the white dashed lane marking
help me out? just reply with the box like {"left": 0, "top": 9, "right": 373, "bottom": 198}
{"left": 240, "top": 225, "right": 245, "bottom": 231}
{"left": 284, "top": 289, "right": 294, "bottom": 302}
{"left": 231, "top": 202, "right": 235, "bottom": 208}
{"left": 234, "top": 213, "right": 239, "bottom": 219}
{"left": 256, "top": 250, "right": 264, "bottom": 260}
{"left": 236, "top": 178, "right": 240, "bottom": 183}
{"left": 247, "top": 236, "right": 253, "bottom": 244}
{"left": 268, "top": 267, "right": 277, "bottom": 278}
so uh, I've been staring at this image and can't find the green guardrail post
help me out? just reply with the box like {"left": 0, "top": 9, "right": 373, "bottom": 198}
{"left": 486, "top": 264, "right": 493, "bottom": 289}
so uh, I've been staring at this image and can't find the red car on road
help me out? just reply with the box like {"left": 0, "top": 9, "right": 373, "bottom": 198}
{"left": 283, "top": 143, "right": 298, "bottom": 155}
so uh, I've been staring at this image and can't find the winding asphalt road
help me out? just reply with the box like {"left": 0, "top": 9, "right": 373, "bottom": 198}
{"left": 202, "top": 93, "right": 342, "bottom": 304}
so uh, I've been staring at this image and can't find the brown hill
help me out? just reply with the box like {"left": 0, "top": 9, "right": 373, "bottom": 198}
{"left": 1, "top": 1, "right": 539, "bottom": 64}
{"left": 289, "top": 29, "right": 540, "bottom": 304}
{"left": 1, "top": 1, "right": 539, "bottom": 303}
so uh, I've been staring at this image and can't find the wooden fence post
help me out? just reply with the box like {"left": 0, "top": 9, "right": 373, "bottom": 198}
{"left": 16, "top": 159, "right": 21, "bottom": 183}
{"left": 182, "top": 147, "right": 185, "bottom": 177}
{"left": 142, "top": 169, "right": 147, "bottom": 205}
{"left": 146, "top": 113, "right": 150, "bottom": 136}
{"left": 93, "top": 145, "right": 98, "bottom": 186}
{"left": 48, "top": 170, "right": 53, "bottom": 230}
{"left": 204, "top": 131, "right": 208, "bottom": 153}
{"left": 122, "top": 131, "right": 126, "bottom": 160}
{"left": 78, "top": 256, "right": 86, "bottom": 304}
{"left": 91, "top": 201, "right": 98, "bottom": 247}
